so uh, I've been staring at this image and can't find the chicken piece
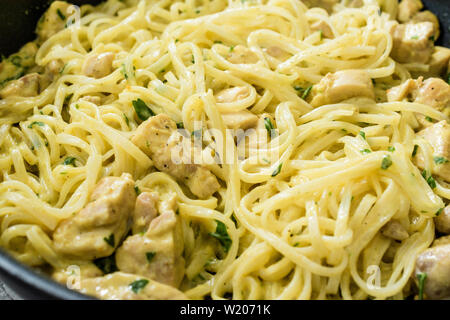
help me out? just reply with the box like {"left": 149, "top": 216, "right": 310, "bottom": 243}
{"left": 0, "top": 42, "right": 39, "bottom": 86}
{"left": 412, "top": 11, "right": 440, "bottom": 40}
{"left": 390, "top": 22, "right": 435, "bottom": 64}
{"left": 215, "top": 86, "right": 250, "bottom": 103}
{"left": 53, "top": 173, "right": 136, "bottom": 260}
{"left": 424, "top": 47, "right": 450, "bottom": 78}
{"left": 397, "top": 0, "right": 423, "bottom": 23}
{"left": 82, "top": 52, "right": 115, "bottom": 79}
{"left": 415, "top": 242, "right": 450, "bottom": 299}
{"left": 116, "top": 199, "right": 185, "bottom": 287}
{"left": 415, "top": 78, "right": 450, "bottom": 112}
{"left": 228, "top": 45, "right": 258, "bottom": 64}
{"left": 381, "top": 220, "right": 409, "bottom": 241}
{"left": 310, "top": 20, "right": 334, "bottom": 39}
{"left": 310, "top": 70, "right": 375, "bottom": 107}
{"left": 302, "top": 0, "right": 338, "bottom": 13}
{"left": 52, "top": 263, "right": 103, "bottom": 286}
{"left": 45, "top": 59, "right": 65, "bottom": 81}
{"left": 435, "top": 205, "right": 450, "bottom": 234}
{"left": 0, "top": 73, "right": 42, "bottom": 98}
{"left": 416, "top": 121, "right": 450, "bottom": 182}
{"left": 132, "top": 191, "right": 159, "bottom": 234}
{"left": 131, "top": 114, "right": 220, "bottom": 199}
{"left": 387, "top": 77, "right": 450, "bottom": 112}
{"left": 433, "top": 235, "right": 450, "bottom": 247}
{"left": 264, "top": 46, "right": 291, "bottom": 60}
{"left": 79, "top": 272, "right": 187, "bottom": 300}
{"left": 36, "top": 1, "right": 71, "bottom": 43}
{"left": 221, "top": 110, "right": 259, "bottom": 130}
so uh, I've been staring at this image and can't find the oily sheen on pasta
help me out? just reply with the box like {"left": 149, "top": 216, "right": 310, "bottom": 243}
{"left": 0, "top": 0, "right": 449, "bottom": 300}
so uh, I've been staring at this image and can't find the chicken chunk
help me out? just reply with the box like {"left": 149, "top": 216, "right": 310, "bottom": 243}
{"left": 435, "top": 205, "right": 450, "bottom": 234}
{"left": 412, "top": 11, "right": 440, "bottom": 40}
{"left": 390, "top": 22, "right": 435, "bottom": 64}
{"left": 82, "top": 52, "right": 115, "bottom": 79}
{"left": 131, "top": 114, "right": 220, "bottom": 199}
{"left": 264, "top": 46, "right": 291, "bottom": 60}
{"left": 0, "top": 42, "right": 38, "bottom": 87}
{"left": 387, "top": 77, "right": 450, "bottom": 112}
{"left": 228, "top": 45, "right": 258, "bottom": 64}
{"left": 310, "top": 70, "right": 375, "bottom": 107}
{"left": 45, "top": 59, "right": 65, "bottom": 81}
{"left": 0, "top": 73, "right": 43, "bottom": 98}
{"left": 381, "top": 220, "right": 409, "bottom": 241}
{"left": 302, "top": 0, "right": 338, "bottom": 13}
{"left": 310, "top": 20, "right": 334, "bottom": 39}
{"left": 415, "top": 242, "right": 450, "bottom": 299}
{"left": 53, "top": 173, "right": 136, "bottom": 260}
{"left": 116, "top": 200, "right": 185, "bottom": 287}
{"left": 215, "top": 86, "right": 250, "bottom": 103}
{"left": 425, "top": 47, "right": 450, "bottom": 79}
{"left": 397, "top": 0, "right": 423, "bottom": 23}
{"left": 36, "top": 1, "right": 71, "bottom": 43}
{"left": 416, "top": 121, "right": 450, "bottom": 182}
{"left": 79, "top": 272, "right": 187, "bottom": 300}
{"left": 132, "top": 191, "right": 159, "bottom": 234}
{"left": 221, "top": 110, "right": 259, "bottom": 130}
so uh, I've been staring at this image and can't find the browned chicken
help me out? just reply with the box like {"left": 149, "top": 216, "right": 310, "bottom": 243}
{"left": 131, "top": 114, "right": 220, "bottom": 199}
{"left": 53, "top": 173, "right": 136, "bottom": 260}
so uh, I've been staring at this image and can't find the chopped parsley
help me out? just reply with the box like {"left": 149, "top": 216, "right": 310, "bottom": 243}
{"left": 130, "top": 279, "right": 149, "bottom": 293}
{"left": 103, "top": 233, "right": 115, "bottom": 247}
{"left": 132, "top": 98, "right": 155, "bottom": 121}
{"left": 229, "top": 45, "right": 235, "bottom": 52}
{"left": 422, "top": 170, "right": 436, "bottom": 189}
{"left": 412, "top": 145, "right": 419, "bottom": 157}
{"left": 264, "top": 117, "right": 274, "bottom": 135}
{"left": 359, "top": 131, "right": 366, "bottom": 140}
{"left": 381, "top": 155, "right": 392, "bottom": 170}
{"left": 56, "top": 8, "right": 66, "bottom": 20}
{"left": 433, "top": 156, "right": 449, "bottom": 165}
{"left": 271, "top": 163, "right": 282, "bottom": 177}
{"left": 146, "top": 252, "right": 156, "bottom": 263}
{"left": 436, "top": 207, "right": 444, "bottom": 216}
{"left": 387, "top": 146, "right": 395, "bottom": 152}
{"left": 209, "top": 220, "right": 232, "bottom": 253}
{"left": 360, "top": 149, "right": 371, "bottom": 154}
{"left": 176, "top": 122, "right": 184, "bottom": 129}
{"left": 294, "top": 85, "right": 312, "bottom": 100}
{"left": 93, "top": 255, "right": 117, "bottom": 274}
{"left": 63, "top": 157, "right": 76, "bottom": 166}
{"left": 425, "top": 116, "right": 433, "bottom": 122}
{"left": 134, "top": 185, "right": 141, "bottom": 195}
{"left": 123, "top": 113, "right": 130, "bottom": 128}
{"left": 28, "top": 121, "right": 45, "bottom": 129}
{"left": 416, "top": 272, "right": 427, "bottom": 300}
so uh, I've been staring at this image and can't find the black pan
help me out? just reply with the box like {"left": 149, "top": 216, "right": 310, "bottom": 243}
{"left": 0, "top": 0, "right": 449, "bottom": 300}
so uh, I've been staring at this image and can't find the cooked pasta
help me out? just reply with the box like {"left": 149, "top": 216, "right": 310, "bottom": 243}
{"left": 0, "top": 0, "right": 449, "bottom": 300}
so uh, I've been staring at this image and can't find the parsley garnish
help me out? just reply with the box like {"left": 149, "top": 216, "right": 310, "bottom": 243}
{"left": 422, "top": 170, "right": 436, "bottom": 189}
{"left": 416, "top": 272, "right": 427, "bottom": 300}
{"left": 436, "top": 207, "right": 444, "bottom": 216}
{"left": 28, "top": 121, "right": 45, "bottom": 128}
{"left": 388, "top": 146, "right": 395, "bottom": 152}
{"left": 130, "top": 279, "right": 149, "bottom": 293}
{"left": 425, "top": 116, "right": 433, "bottom": 122}
{"left": 360, "top": 149, "right": 371, "bottom": 154}
{"left": 123, "top": 113, "right": 130, "bottom": 128}
{"left": 176, "top": 122, "right": 184, "bottom": 129}
{"left": 63, "top": 157, "right": 76, "bottom": 166}
{"left": 294, "top": 85, "right": 313, "bottom": 100}
{"left": 132, "top": 98, "right": 155, "bottom": 121}
{"left": 359, "top": 131, "right": 366, "bottom": 140}
{"left": 264, "top": 117, "right": 274, "bottom": 135}
{"left": 103, "top": 233, "right": 115, "bottom": 247}
{"left": 146, "top": 252, "right": 156, "bottom": 263}
{"left": 93, "top": 255, "right": 117, "bottom": 274}
{"left": 381, "top": 155, "right": 392, "bottom": 170}
{"left": 412, "top": 145, "right": 419, "bottom": 157}
{"left": 209, "top": 220, "right": 232, "bottom": 252}
{"left": 271, "top": 163, "right": 282, "bottom": 177}
{"left": 134, "top": 186, "right": 141, "bottom": 195}
{"left": 56, "top": 9, "right": 66, "bottom": 20}
{"left": 434, "top": 156, "right": 449, "bottom": 165}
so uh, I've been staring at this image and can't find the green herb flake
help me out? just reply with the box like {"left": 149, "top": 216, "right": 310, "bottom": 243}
{"left": 56, "top": 9, "right": 66, "bottom": 21}
{"left": 359, "top": 131, "right": 366, "bottom": 140}
{"left": 63, "top": 157, "right": 76, "bottom": 166}
{"left": 271, "top": 163, "right": 282, "bottom": 177}
{"left": 103, "top": 233, "right": 115, "bottom": 247}
{"left": 264, "top": 117, "right": 274, "bottom": 135}
{"left": 294, "top": 85, "right": 312, "bottom": 100}
{"left": 381, "top": 155, "right": 392, "bottom": 170}
{"left": 360, "top": 149, "right": 371, "bottom": 154}
{"left": 146, "top": 252, "right": 156, "bottom": 263}
{"left": 130, "top": 279, "right": 149, "bottom": 294}
{"left": 93, "top": 255, "right": 117, "bottom": 274}
{"left": 229, "top": 45, "right": 235, "bottom": 52}
{"left": 209, "top": 220, "right": 232, "bottom": 252}
{"left": 422, "top": 170, "right": 437, "bottom": 189}
{"left": 176, "top": 122, "right": 184, "bottom": 129}
{"left": 425, "top": 116, "right": 433, "bottom": 122}
{"left": 123, "top": 113, "right": 130, "bottom": 128}
{"left": 434, "top": 156, "right": 449, "bottom": 165}
{"left": 132, "top": 98, "right": 155, "bottom": 121}
{"left": 388, "top": 146, "right": 395, "bottom": 152}
{"left": 412, "top": 145, "right": 419, "bottom": 157}
{"left": 28, "top": 121, "right": 45, "bottom": 129}
{"left": 134, "top": 185, "right": 141, "bottom": 195}
{"left": 436, "top": 207, "right": 444, "bottom": 216}
{"left": 416, "top": 272, "right": 427, "bottom": 300}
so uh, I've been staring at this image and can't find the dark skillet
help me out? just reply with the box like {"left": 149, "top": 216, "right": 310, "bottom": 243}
{"left": 0, "top": 0, "right": 449, "bottom": 300}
